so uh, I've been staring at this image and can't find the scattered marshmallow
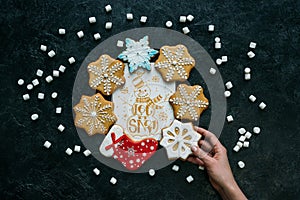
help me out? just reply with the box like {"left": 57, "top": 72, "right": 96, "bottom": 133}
{"left": 249, "top": 95, "right": 256, "bottom": 102}
{"left": 140, "top": 16, "right": 147, "bottom": 23}
{"left": 18, "top": 79, "right": 24, "bottom": 86}
{"left": 56, "top": 107, "right": 62, "bottom": 114}
{"left": 221, "top": 56, "right": 228, "bottom": 62}
{"left": 48, "top": 50, "right": 56, "bottom": 58}
{"left": 89, "top": 17, "right": 96, "bottom": 24}
{"left": 245, "top": 73, "right": 251, "bottom": 80}
{"left": 186, "top": 175, "right": 194, "bottom": 183}
{"left": 58, "top": 124, "right": 65, "bottom": 132}
{"left": 245, "top": 131, "right": 252, "bottom": 139}
{"left": 165, "top": 21, "right": 173, "bottom": 28}
{"left": 243, "top": 141, "right": 250, "bottom": 148}
{"left": 238, "top": 161, "right": 245, "bottom": 169}
{"left": 216, "top": 58, "right": 222, "bottom": 65}
{"left": 58, "top": 28, "right": 66, "bottom": 35}
{"left": 259, "top": 102, "right": 267, "bottom": 110}
{"left": 110, "top": 177, "right": 117, "bottom": 184}
{"left": 215, "top": 37, "right": 221, "bottom": 43}
{"left": 238, "top": 128, "right": 246, "bottom": 135}
{"left": 187, "top": 14, "right": 194, "bottom": 22}
{"left": 215, "top": 42, "right": 221, "bottom": 49}
{"left": 226, "top": 115, "right": 234, "bottom": 122}
{"left": 239, "top": 135, "right": 246, "bottom": 142}
{"left": 126, "top": 13, "right": 133, "bottom": 20}
{"left": 40, "top": 45, "right": 47, "bottom": 52}
{"left": 233, "top": 145, "right": 240, "bottom": 152}
{"left": 59, "top": 65, "right": 66, "bottom": 73}
{"left": 43, "top": 141, "right": 51, "bottom": 148}
{"left": 224, "top": 91, "right": 231, "bottom": 98}
{"left": 77, "top": 31, "right": 84, "bottom": 38}
{"left": 182, "top": 27, "right": 190, "bottom": 34}
{"left": 93, "top": 168, "right": 100, "bottom": 175}
{"left": 65, "top": 148, "right": 73, "bottom": 155}
{"left": 74, "top": 145, "right": 81, "bottom": 152}
{"left": 94, "top": 33, "right": 101, "bottom": 40}
{"left": 148, "top": 169, "right": 155, "bottom": 176}
{"left": 249, "top": 42, "right": 257, "bottom": 49}
{"left": 105, "top": 4, "right": 112, "bottom": 12}
{"left": 198, "top": 165, "right": 205, "bottom": 170}
{"left": 253, "top": 127, "right": 261, "bottom": 134}
{"left": 27, "top": 84, "right": 33, "bottom": 90}
{"left": 179, "top": 16, "right": 187, "bottom": 23}
{"left": 53, "top": 70, "right": 59, "bottom": 77}
{"left": 236, "top": 141, "right": 243, "bottom": 148}
{"left": 38, "top": 93, "right": 45, "bottom": 100}
{"left": 36, "top": 69, "right": 43, "bottom": 77}
{"left": 117, "top": 40, "right": 124, "bottom": 47}
{"left": 244, "top": 67, "right": 251, "bottom": 73}
{"left": 83, "top": 149, "right": 91, "bottom": 157}
{"left": 31, "top": 113, "right": 39, "bottom": 121}
{"left": 172, "top": 165, "right": 180, "bottom": 172}
{"left": 23, "top": 94, "right": 30, "bottom": 101}
{"left": 45, "top": 75, "right": 53, "bottom": 83}
{"left": 208, "top": 25, "right": 215, "bottom": 32}
{"left": 247, "top": 51, "right": 255, "bottom": 58}
{"left": 68, "top": 57, "right": 75, "bottom": 64}
{"left": 225, "top": 81, "right": 233, "bottom": 89}
{"left": 209, "top": 67, "right": 216, "bottom": 75}
{"left": 105, "top": 22, "right": 113, "bottom": 29}
{"left": 51, "top": 92, "right": 58, "bottom": 99}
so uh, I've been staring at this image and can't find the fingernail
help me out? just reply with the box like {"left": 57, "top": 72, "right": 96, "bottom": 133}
{"left": 191, "top": 145, "right": 197, "bottom": 152}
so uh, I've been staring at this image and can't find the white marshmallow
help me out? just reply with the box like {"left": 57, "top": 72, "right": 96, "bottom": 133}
{"left": 56, "top": 107, "right": 62, "bottom": 114}
{"left": 225, "top": 81, "right": 233, "bottom": 89}
{"left": 58, "top": 28, "right": 66, "bottom": 35}
{"left": 238, "top": 128, "right": 246, "bottom": 135}
{"left": 18, "top": 79, "right": 24, "bottom": 86}
{"left": 117, "top": 40, "right": 124, "bottom": 47}
{"left": 243, "top": 141, "right": 250, "bottom": 148}
{"left": 215, "top": 37, "right": 221, "bottom": 43}
{"left": 140, "top": 16, "right": 147, "bottom": 23}
{"left": 245, "top": 73, "right": 251, "bottom": 80}
{"left": 110, "top": 177, "right": 117, "bottom": 184}
{"left": 216, "top": 58, "right": 222, "bottom": 65}
{"left": 208, "top": 25, "right": 215, "bottom": 32}
{"left": 126, "top": 13, "right": 133, "bottom": 20}
{"left": 247, "top": 51, "right": 255, "bottom": 58}
{"left": 65, "top": 148, "right": 73, "bottom": 155}
{"left": 187, "top": 14, "right": 194, "bottom": 22}
{"left": 48, "top": 50, "right": 56, "bottom": 58}
{"left": 105, "top": 22, "right": 113, "bottom": 29}
{"left": 68, "top": 57, "right": 75, "bottom": 64}
{"left": 245, "top": 131, "right": 252, "bottom": 139}
{"left": 77, "top": 31, "right": 84, "bottom": 38}
{"left": 237, "top": 141, "right": 243, "bottom": 148}
{"left": 221, "top": 56, "right": 228, "bottom": 62}
{"left": 186, "top": 175, "right": 194, "bottom": 183}
{"left": 253, "top": 126, "right": 261, "bottom": 134}
{"left": 59, "top": 65, "right": 66, "bottom": 73}
{"left": 27, "top": 84, "right": 33, "bottom": 90}
{"left": 198, "top": 165, "right": 205, "bottom": 170}
{"left": 179, "top": 16, "right": 187, "bottom": 23}
{"left": 182, "top": 27, "right": 190, "bottom": 34}
{"left": 74, "top": 145, "right": 81, "bottom": 152}
{"left": 148, "top": 169, "right": 155, "bottom": 176}
{"left": 249, "top": 42, "right": 257, "bottom": 49}
{"left": 40, "top": 45, "right": 47, "bottom": 52}
{"left": 105, "top": 4, "right": 112, "bottom": 12}
{"left": 249, "top": 95, "right": 256, "bottom": 102}
{"left": 23, "top": 94, "right": 30, "bottom": 101}
{"left": 233, "top": 145, "right": 240, "bottom": 152}
{"left": 238, "top": 161, "right": 245, "bottom": 168}
{"left": 94, "top": 33, "right": 101, "bottom": 40}
{"left": 226, "top": 115, "right": 234, "bottom": 122}
{"left": 51, "top": 92, "right": 58, "bottom": 99}
{"left": 53, "top": 70, "right": 59, "bottom": 77}
{"left": 44, "top": 141, "right": 51, "bottom": 148}
{"left": 244, "top": 67, "right": 251, "bottom": 73}
{"left": 209, "top": 67, "right": 216, "bottom": 75}
{"left": 36, "top": 69, "right": 44, "bottom": 77}
{"left": 172, "top": 165, "right": 179, "bottom": 172}
{"left": 239, "top": 135, "right": 246, "bottom": 142}
{"left": 165, "top": 20, "right": 173, "bottom": 28}
{"left": 259, "top": 102, "right": 267, "bottom": 110}
{"left": 38, "top": 93, "right": 45, "bottom": 100}
{"left": 83, "top": 149, "right": 91, "bottom": 157}
{"left": 45, "top": 75, "right": 53, "bottom": 83}
{"left": 215, "top": 42, "right": 221, "bottom": 49}
{"left": 224, "top": 91, "right": 231, "bottom": 98}
{"left": 93, "top": 168, "right": 100, "bottom": 175}
{"left": 89, "top": 17, "right": 96, "bottom": 24}
{"left": 58, "top": 124, "right": 65, "bottom": 132}
{"left": 31, "top": 113, "right": 39, "bottom": 121}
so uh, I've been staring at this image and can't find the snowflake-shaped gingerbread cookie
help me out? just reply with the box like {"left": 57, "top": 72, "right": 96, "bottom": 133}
{"left": 160, "top": 119, "right": 201, "bottom": 160}
{"left": 169, "top": 84, "right": 209, "bottom": 121}
{"left": 118, "top": 36, "right": 158, "bottom": 73}
{"left": 73, "top": 93, "right": 117, "bottom": 135}
{"left": 88, "top": 54, "right": 125, "bottom": 95}
{"left": 154, "top": 45, "right": 195, "bottom": 82}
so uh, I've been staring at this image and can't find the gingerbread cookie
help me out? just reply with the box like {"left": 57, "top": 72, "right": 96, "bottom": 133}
{"left": 73, "top": 93, "right": 117, "bottom": 135}
{"left": 99, "top": 125, "right": 158, "bottom": 170}
{"left": 169, "top": 84, "right": 209, "bottom": 121}
{"left": 160, "top": 119, "right": 201, "bottom": 160}
{"left": 88, "top": 54, "right": 125, "bottom": 96}
{"left": 154, "top": 45, "right": 195, "bottom": 82}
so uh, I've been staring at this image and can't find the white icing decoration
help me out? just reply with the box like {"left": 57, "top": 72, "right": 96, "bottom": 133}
{"left": 99, "top": 125, "right": 124, "bottom": 157}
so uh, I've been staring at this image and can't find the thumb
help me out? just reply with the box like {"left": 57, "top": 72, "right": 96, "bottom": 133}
{"left": 191, "top": 145, "right": 213, "bottom": 164}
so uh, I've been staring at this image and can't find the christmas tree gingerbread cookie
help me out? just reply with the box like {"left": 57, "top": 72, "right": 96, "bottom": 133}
{"left": 87, "top": 54, "right": 125, "bottom": 96}
{"left": 169, "top": 84, "right": 209, "bottom": 121}
{"left": 73, "top": 93, "right": 117, "bottom": 135}
{"left": 154, "top": 44, "right": 195, "bottom": 82}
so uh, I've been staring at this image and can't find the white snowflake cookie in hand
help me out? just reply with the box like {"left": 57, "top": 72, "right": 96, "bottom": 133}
{"left": 88, "top": 54, "right": 125, "bottom": 95}
{"left": 160, "top": 119, "right": 201, "bottom": 160}
{"left": 154, "top": 45, "right": 195, "bottom": 82}
{"left": 73, "top": 93, "right": 117, "bottom": 135}
{"left": 169, "top": 84, "right": 209, "bottom": 121}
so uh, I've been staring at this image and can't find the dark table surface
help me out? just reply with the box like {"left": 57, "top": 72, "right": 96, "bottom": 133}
{"left": 1, "top": 0, "right": 299, "bottom": 199}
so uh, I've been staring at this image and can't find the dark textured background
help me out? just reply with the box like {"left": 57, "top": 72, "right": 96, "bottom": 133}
{"left": 1, "top": 0, "right": 300, "bottom": 199}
